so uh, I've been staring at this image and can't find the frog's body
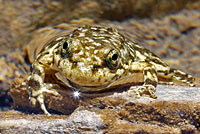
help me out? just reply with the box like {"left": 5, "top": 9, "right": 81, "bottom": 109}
{"left": 25, "top": 25, "right": 194, "bottom": 115}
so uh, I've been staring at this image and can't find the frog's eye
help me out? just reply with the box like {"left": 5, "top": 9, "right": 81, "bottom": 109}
{"left": 62, "top": 42, "right": 68, "bottom": 49}
{"left": 61, "top": 41, "right": 72, "bottom": 58}
{"left": 106, "top": 49, "right": 120, "bottom": 69}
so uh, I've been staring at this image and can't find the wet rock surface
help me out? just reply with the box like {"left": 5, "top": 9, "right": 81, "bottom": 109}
{"left": 0, "top": 110, "right": 104, "bottom": 134}
{"left": 2, "top": 85, "right": 200, "bottom": 134}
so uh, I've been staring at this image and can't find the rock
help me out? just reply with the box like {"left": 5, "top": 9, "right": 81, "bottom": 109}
{"left": 0, "top": 110, "right": 103, "bottom": 134}
{"left": 0, "top": 50, "right": 29, "bottom": 108}
{"left": 6, "top": 83, "right": 200, "bottom": 133}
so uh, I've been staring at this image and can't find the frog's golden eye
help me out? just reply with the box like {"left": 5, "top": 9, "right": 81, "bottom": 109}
{"left": 106, "top": 49, "right": 120, "bottom": 69}
{"left": 61, "top": 41, "right": 72, "bottom": 58}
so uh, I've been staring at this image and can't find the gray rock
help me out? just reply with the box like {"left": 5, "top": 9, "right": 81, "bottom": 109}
{"left": 0, "top": 110, "right": 103, "bottom": 134}
{"left": 4, "top": 85, "right": 200, "bottom": 134}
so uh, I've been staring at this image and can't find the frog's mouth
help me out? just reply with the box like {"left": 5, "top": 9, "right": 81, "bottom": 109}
{"left": 55, "top": 71, "right": 143, "bottom": 93}
{"left": 55, "top": 72, "right": 111, "bottom": 92}
{"left": 55, "top": 72, "right": 143, "bottom": 95}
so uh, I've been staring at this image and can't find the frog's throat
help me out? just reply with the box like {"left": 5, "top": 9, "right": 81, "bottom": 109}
{"left": 55, "top": 72, "right": 111, "bottom": 92}
{"left": 69, "top": 80, "right": 111, "bottom": 92}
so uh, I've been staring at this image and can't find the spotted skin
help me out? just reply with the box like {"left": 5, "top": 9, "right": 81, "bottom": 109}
{"left": 25, "top": 25, "right": 195, "bottom": 115}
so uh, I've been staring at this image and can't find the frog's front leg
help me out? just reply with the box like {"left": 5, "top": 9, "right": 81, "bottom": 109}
{"left": 128, "top": 62, "right": 158, "bottom": 99}
{"left": 27, "top": 62, "right": 60, "bottom": 115}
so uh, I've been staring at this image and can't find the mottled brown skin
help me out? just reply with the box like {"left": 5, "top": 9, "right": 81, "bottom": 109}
{"left": 24, "top": 25, "right": 194, "bottom": 115}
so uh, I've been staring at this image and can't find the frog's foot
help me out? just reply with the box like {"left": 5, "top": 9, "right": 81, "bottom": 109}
{"left": 29, "top": 84, "right": 60, "bottom": 116}
{"left": 128, "top": 85, "right": 157, "bottom": 99}
{"left": 29, "top": 93, "right": 51, "bottom": 116}
{"left": 170, "top": 68, "right": 195, "bottom": 87}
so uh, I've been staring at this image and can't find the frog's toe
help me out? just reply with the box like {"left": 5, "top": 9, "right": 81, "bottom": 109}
{"left": 37, "top": 94, "right": 51, "bottom": 116}
{"left": 29, "top": 85, "right": 60, "bottom": 115}
{"left": 29, "top": 93, "right": 51, "bottom": 115}
{"left": 147, "top": 85, "right": 157, "bottom": 99}
{"left": 35, "top": 85, "right": 60, "bottom": 97}
{"left": 128, "top": 85, "right": 157, "bottom": 99}
{"left": 36, "top": 87, "right": 60, "bottom": 115}
{"left": 127, "top": 86, "right": 138, "bottom": 98}
{"left": 29, "top": 96, "right": 37, "bottom": 106}
{"left": 43, "top": 88, "right": 60, "bottom": 96}
{"left": 43, "top": 84, "right": 60, "bottom": 96}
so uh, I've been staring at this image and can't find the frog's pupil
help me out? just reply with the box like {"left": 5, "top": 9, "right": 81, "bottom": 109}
{"left": 112, "top": 53, "right": 118, "bottom": 60}
{"left": 63, "top": 42, "right": 68, "bottom": 49}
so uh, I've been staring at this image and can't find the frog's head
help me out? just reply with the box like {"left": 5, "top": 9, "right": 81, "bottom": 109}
{"left": 54, "top": 25, "right": 131, "bottom": 91}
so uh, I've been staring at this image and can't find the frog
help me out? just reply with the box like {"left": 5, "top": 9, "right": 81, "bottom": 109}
{"left": 24, "top": 25, "right": 195, "bottom": 115}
